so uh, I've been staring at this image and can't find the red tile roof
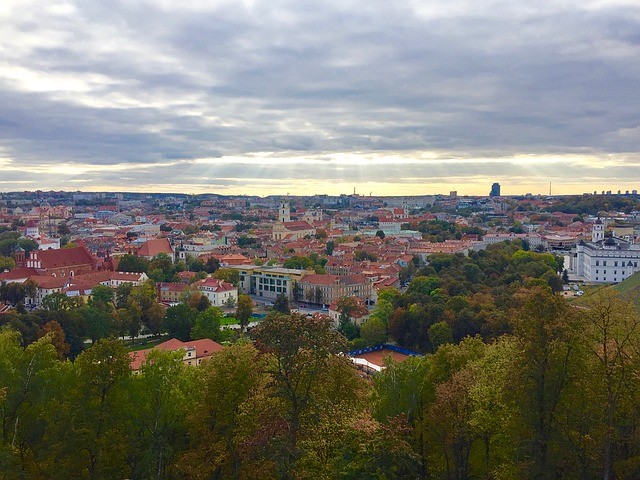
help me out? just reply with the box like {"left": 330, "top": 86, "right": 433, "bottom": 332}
{"left": 196, "top": 277, "right": 236, "bottom": 292}
{"left": 0, "top": 267, "right": 39, "bottom": 282}
{"left": 36, "top": 246, "right": 95, "bottom": 269}
{"left": 129, "top": 337, "right": 224, "bottom": 370}
{"left": 137, "top": 238, "right": 173, "bottom": 257}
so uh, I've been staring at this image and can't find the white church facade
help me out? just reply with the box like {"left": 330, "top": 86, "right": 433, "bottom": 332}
{"left": 271, "top": 202, "right": 316, "bottom": 241}
{"left": 575, "top": 219, "right": 640, "bottom": 283}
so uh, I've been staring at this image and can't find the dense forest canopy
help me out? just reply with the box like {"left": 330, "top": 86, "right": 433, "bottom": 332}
{"left": 1, "top": 286, "right": 640, "bottom": 479}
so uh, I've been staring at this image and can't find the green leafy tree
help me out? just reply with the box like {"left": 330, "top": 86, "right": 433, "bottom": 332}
{"left": 89, "top": 284, "right": 114, "bottom": 307}
{"left": 235, "top": 294, "right": 253, "bottom": 332}
{"left": 132, "top": 348, "right": 191, "bottom": 479}
{"left": 190, "top": 306, "right": 224, "bottom": 341}
{"left": 0, "top": 256, "right": 15, "bottom": 271}
{"left": 407, "top": 276, "right": 440, "bottom": 296}
{"left": 251, "top": 313, "right": 348, "bottom": 474}
{"left": 177, "top": 344, "right": 267, "bottom": 479}
{"left": 213, "top": 268, "right": 240, "bottom": 286}
{"left": 273, "top": 293, "right": 290, "bottom": 314}
{"left": 584, "top": 288, "right": 640, "bottom": 479}
{"left": 116, "top": 253, "right": 149, "bottom": 273}
{"left": 42, "top": 292, "right": 81, "bottom": 311}
{"left": 82, "top": 304, "right": 114, "bottom": 345}
{"left": 163, "top": 304, "right": 197, "bottom": 341}
{"left": 360, "top": 317, "right": 387, "bottom": 346}
{"left": 428, "top": 321, "right": 454, "bottom": 352}
{"left": 509, "top": 287, "right": 583, "bottom": 478}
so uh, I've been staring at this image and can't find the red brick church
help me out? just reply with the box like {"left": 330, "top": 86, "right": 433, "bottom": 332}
{"left": 19, "top": 244, "right": 98, "bottom": 278}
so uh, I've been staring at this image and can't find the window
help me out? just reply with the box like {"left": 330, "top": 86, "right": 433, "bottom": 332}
{"left": 603, "top": 261, "right": 607, "bottom": 266}
{"left": 614, "top": 261, "right": 618, "bottom": 267}
{"left": 596, "top": 261, "right": 599, "bottom": 266}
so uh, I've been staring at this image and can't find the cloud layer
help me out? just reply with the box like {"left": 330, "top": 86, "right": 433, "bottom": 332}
{"left": 1, "top": 0, "right": 639, "bottom": 195}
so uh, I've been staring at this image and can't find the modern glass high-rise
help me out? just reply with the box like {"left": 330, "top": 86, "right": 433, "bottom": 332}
{"left": 490, "top": 183, "right": 501, "bottom": 197}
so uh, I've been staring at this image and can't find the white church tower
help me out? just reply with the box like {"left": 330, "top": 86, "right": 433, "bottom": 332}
{"left": 278, "top": 202, "right": 291, "bottom": 223}
{"left": 592, "top": 218, "right": 604, "bottom": 243}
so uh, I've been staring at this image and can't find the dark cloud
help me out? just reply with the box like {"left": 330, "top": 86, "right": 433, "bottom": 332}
{"left": 0, "top": 0, "right": 639, "bottom": 193}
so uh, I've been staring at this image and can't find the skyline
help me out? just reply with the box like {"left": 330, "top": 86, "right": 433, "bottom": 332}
{"left": 1, "top": 1, "right": 640, "bottom": 195}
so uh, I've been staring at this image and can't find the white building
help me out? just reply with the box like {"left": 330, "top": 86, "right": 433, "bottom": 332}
{"left": 575, "top": 219, "right": 640, "bottom": 283}
{"left": 195, "top": 277, "right": 238, "bottom": 306}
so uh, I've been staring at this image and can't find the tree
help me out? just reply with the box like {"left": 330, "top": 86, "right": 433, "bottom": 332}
{"left": 204, "top": 257, "right": 220, "bottom": 274}
{"left": 584, "top": 288, "right": 640, "bottom": 480}
{"left": 509, "top": 287, "right": 582, "bottom": 478}
{"left": 0, "top": 256, "right": 15, "bottom": 271}
{"left": 428, "top": 321, "right": 454, "bottom": 352}
{"left": 177, "top": 344, "right": 267, "bottom": 479}
{"left": 114, "top": 282, "right": 133, "bottom": 309}
{"left": 326, "top": 241, "right": 335, "bottom": 256}
{"left": 133, "top": 348, "right": 191, "bottom": 479}
{"left": 235, "top": 294, "right": 253, "bottom": 332}
{"left": 190, "top": 306, "right": 224, "bottom": 341}
{"left": 273, "top": 293, "right": 290, "bottom": 314}
{"left": 213, "top": 268, "right": 240, "bottom": 286}
{"left": 38, "top": 320, "right": 71, "bottom": 359}
{"left": 42, "top": 292, "right": 80, "bottom": 311}
{"left": 144, "top": 301, "right": 165, "bottom": 337}
{"left": 360, "top": 317, "right": 387, "bottom": 346}
{"left": 251, "top": 313, "right": 348, "bottom": 474}
{"left": 82, "top": 304, "right": 113, "bottom": 344}
{"left": 407, "top": 276, "right": 440, "bottom": 296}
{"left": 116, "top": 253, "right": 149, "bottom": 273}
{"left": 57, "top": 223, "right": 70, "bottom": 236}
{"left": 66, "top": 339, "right": 132, "bottom": 479}
{"left": 89, "top": 284, "right": 114, "bottom": 307}
{"left": 375, "top": 230, "right": 386, "bottom": 239}
{"left": 163, "top": 304, "right": 197, "bottom": 341}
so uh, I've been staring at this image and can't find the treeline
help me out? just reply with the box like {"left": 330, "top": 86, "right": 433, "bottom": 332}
{"left": 2, "top": 288, "right": 640, "bottom": 479}
{"left": 400, "top": 220, "right": 483, "bottom": 242}
{"left": 345, "top": 241, "right": 565, "bottom": 352}
{"left": 116, "top": 253, "right": 220, "bottom": 283}
{"left": 545, "top": 195, "right": 640, "bottom": 215}
{"left": 0, "top": 280, "right": 246, "bottom": 358}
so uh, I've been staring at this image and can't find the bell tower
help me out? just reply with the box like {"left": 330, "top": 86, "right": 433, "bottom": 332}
{"left": 279, "top": 202, "right": 291, "bottom": 223}
{"left": 592, "top": 218, "right": 604, "bottom": 243}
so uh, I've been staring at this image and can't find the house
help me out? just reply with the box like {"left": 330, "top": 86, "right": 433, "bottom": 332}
{"left": 129, "top": 337, "right": 224, "bottom": 373}
{"left": 195, "top": 277, "right": 238, "bottom": 306}
{"left": 157, "top": 282, "right": 189, "bottom": 304}
{"left": 328, "top": 297, "right": 370, "bottom": 328}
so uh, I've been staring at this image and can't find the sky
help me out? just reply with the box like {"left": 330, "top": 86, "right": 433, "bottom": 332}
{"left": 1, "top": 0, "right": 639, "bottom": 197}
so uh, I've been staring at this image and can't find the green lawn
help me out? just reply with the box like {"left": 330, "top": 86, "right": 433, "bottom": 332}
{"left": 220, "top": 316, "right": 239, "bottom": 326}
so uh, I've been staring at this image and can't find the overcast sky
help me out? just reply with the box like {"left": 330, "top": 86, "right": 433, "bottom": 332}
{"left": 1, "top": 0, "right": 639, "bottom": 196}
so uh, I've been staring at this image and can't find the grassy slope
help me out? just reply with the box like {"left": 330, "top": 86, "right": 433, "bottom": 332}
{"left": 613, "top": 271, "right": 640, "bottom": 295}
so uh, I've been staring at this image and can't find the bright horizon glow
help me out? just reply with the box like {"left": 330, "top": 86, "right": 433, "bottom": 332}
{"left": 1, "top": 150, "right": 639, "bottom": 197}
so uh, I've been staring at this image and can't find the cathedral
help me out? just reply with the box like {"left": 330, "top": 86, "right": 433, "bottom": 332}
{"left": 271, "top": 202, "right": 316, "bottom": 241}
